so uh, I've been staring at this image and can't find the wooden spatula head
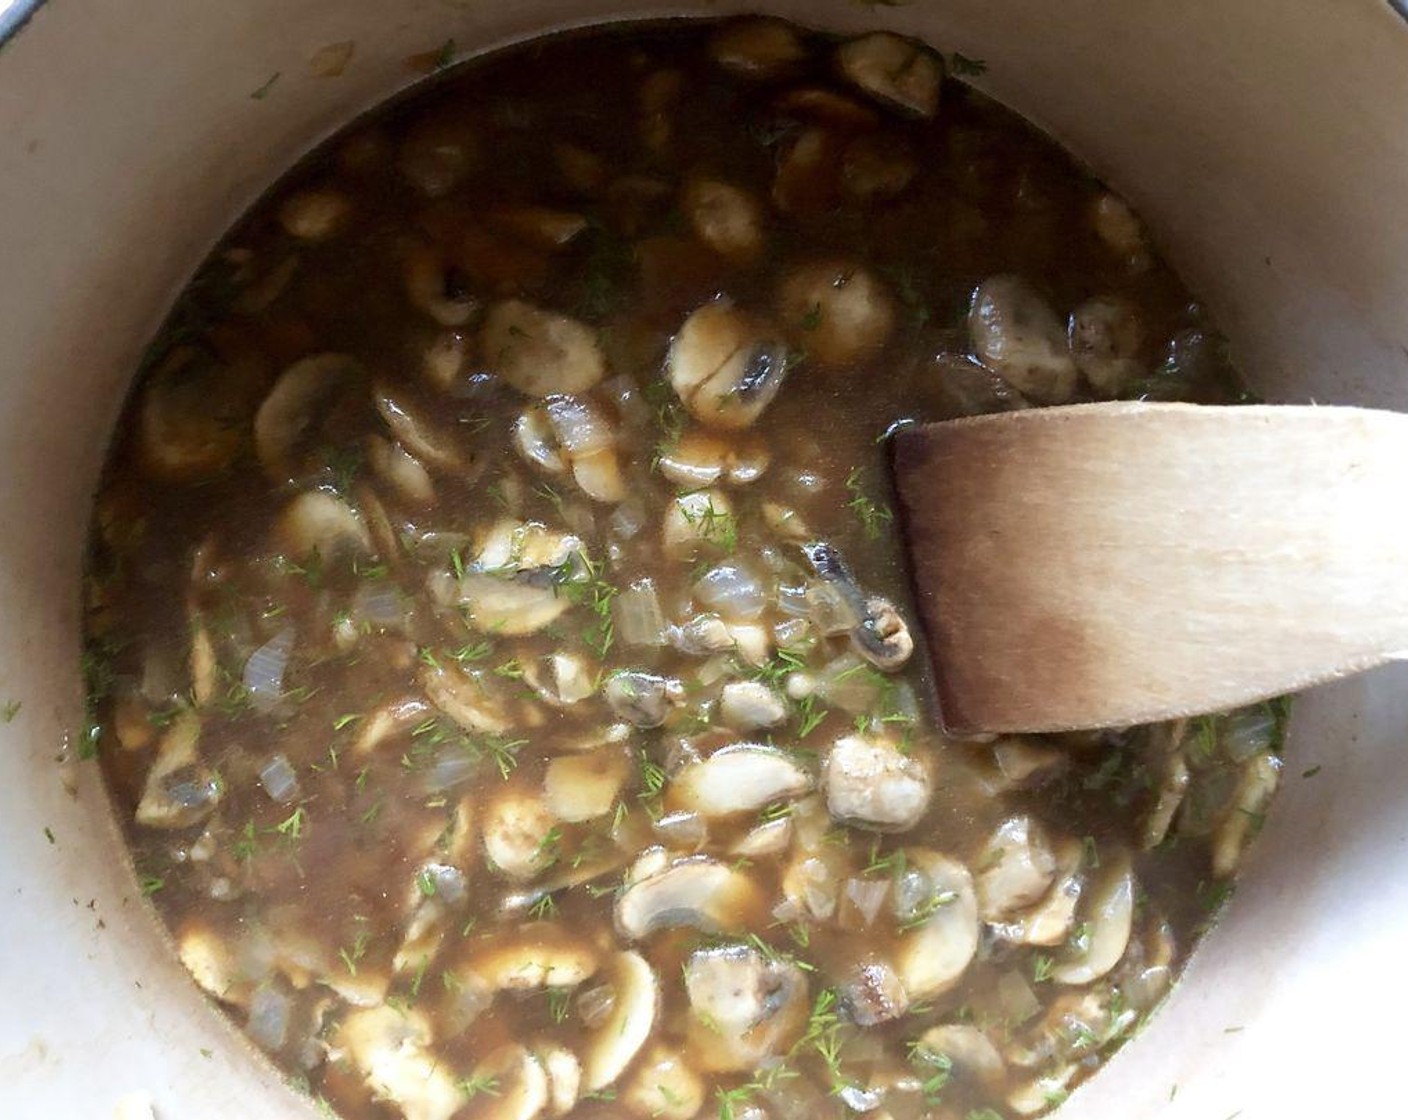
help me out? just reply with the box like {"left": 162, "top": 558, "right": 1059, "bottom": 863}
{"left": 890, "top": 402, "right": 1408, "bottom": 735}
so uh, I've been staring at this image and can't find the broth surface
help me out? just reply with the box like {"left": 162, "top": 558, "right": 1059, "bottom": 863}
{"left": 84, "top": 19, "right": 1284, "bottom": 1120}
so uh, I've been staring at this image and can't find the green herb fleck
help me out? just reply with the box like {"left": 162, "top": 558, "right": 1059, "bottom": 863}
{"left": 844, "top": 467, "right": 893, "bottom": 540}
{"left": 250, "top": 72, "right": 281, "bottom": 100}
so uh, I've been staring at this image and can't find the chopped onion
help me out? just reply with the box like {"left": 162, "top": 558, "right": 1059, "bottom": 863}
{"left": 546, "top": 395, "right": 615, "bottom": 453}
{"left": 777, "top": 581, "right": 811, "bottom": 617}
{"left": 816, "top": 652, "right": 882, "bottom": 713}
{"left": 243, "top": 628, "right": 294, "bottom": 711}
{"left": 246, "top": 985, "right": 291, "bottom": 1050}
{"left": 653, "top": 810, "right": 708, "bottom": 849}
{"left": 1220, "top": 706, "right": 1276, "bottom": 762}
{"left": 837, "top": 1084, "right": 883, "bottom": 1113}
{"left": 576, "top": 982, "right": 617, "bottom": 1029}
{"left": 614, "top": 578, "right": 667, "bottom": 647}
{"left": 806, "top": 580, "right": 862, "bottom": 635}
{"left": 844, "top": 878, "right": 890, "bottom": 927}
{"left": 258, "top": 753, "right": 301, "bottom": 804}
{"left": 352, "top": 582, "right": 409, "bottom": 630}
{"left": 694, "top": 562, "right": 766, "bottom": 621}
{"left": 601, "top": 374, "right": 652, "bottom": 430}
{"left": 695, "top": 655, "right": 732, "bottom": 687}
{"left": 609, "top": 500, "right": 646, "bottom": 540}
{"left": 773, "top": 617, "right": 809, "bottom": 648}
{"left": 997, "top": 969, "right": 1041, "bottom": 1026}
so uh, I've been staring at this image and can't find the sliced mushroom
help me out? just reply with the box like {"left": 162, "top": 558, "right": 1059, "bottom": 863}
{"left": 974, "top": 816, "right": 1058, "bottom": 921}
{"left": 136, "top": 713, "right": 222, "bottom": 829}
{"left": 604, "top": 671, "right": 684, "bottom": 728}
{"left": 682, "top": 176, "right": 765, "bottom": 264}
{"left": 841, "top": 133, "right": 917, "bottom": 200}
{"left": 670, "top": 743, "right": 811, "bottom": 817}
{"left": 709, "top": 18, "right": 807, "bottom": 77}
{"left": 656, "top": 430, "right": 771, "bottom": 488}
{"left": 404, "top": 244, "right": 478, "bottom": 326}
{"left": 582, "top": 951, "right": 659, "bottom": 1092}
{"left": 352, "top": 696, "right": 433, "bottom": 757}
{"left": 274, "top": 490, "right": 373, "bottom": 563}
{"left": 838, "top": 957, "right": 909, "bottom": 1027}
{"left": 420, "top": 663, "right": 519, "bottom": 735}
{"left": 851, "top": 596, "right": 913, "bottom": 672}
{"left": 993, "top": 836, "right": 1084, "bottom": 948}
{"left": 177, "top": 920, "right": 251, "bottom": 1006}
{"left": 138, "top": 348, "right": 251, "bottom": 482}
{"left": 915, "top": 1023, "right": 1007, "bottom": 1091}
{"left": 278, "top": 188, "right": 351, "bottom": 241}
{"left": 669, "top": 613, "right": 735, "bottom": 655}
{"left": 463, "top": 923, "right": 600, "bottom": 991}
{"left": 1142, "top": 747, "right": 1191, "bottom": 851}
{"left": 439, "top": 519, "right": 583, "bottom": 636}
{"left": 331, "top": 1006, "right": 462, "bottom": 1120}
{"left": 719, "top": 681, "right": 789, "bottom": 731}
{"left": 543, "top": 750, "right": 629, "bottom": 823}
{"left": 1090, "top": 191, "right": 1149, "bottom": 268}
{"left": 533, "top": 1043, "right": 582, "bottom": 1117}
{"left": 1212, "top": 751, "right": 1281, "bottom": 878}
{"left": 394, "top": 861, "right": 468, "bottom": 974}
{"left": 622, "top": 1044, "right": 705, "bottom": 1120}
{"left": 824, "top": 733, "right": 931, "bottom": 832}
{"left": 254, "top": 352, "right": 359, "bottom": 483}
{"left": 1053, "top": 851, "right": 1134, "bottom": 985}
{"left": 524, "top": 652, "right": 597, "bottom": 708}
{"left": 969, "top": 275, "right": 1079, "bottom": 405}
{"left": 398, "top": 115, "right": 478, "bottom": 198}
{"left": 1070, "top": 296, "right": 1145, "bottom": 397}
{"left": 421, "top": 329, "right": 472, "bottom": 392}
{"left": 482, "top": 789, "right": 559, "bottom": 881}
{"left": 492, "top": 206, "right": 588, "bottom": 250}
{"left": 992, "top": 736, "right": 1069, "bottom": 790}
{"left": 893, "top": 849, "right": 980, "bottom": 1001}
{"left": 543, "top": 394, "right": 625, "bottom": 502}
{"left": 464, "top": 1044, "right": 550, "bottom": 1120}
{"left": 667, "top": 301, "right": 792, "bottom": 430}
{"left": 615, "top": 855, "right": 765, "bottom": 939}
{"left": 515, "top": 406, "right": 568, "bottom": 475}
{"left": 836, "top": 33, "right": 942, "bottom": 118}
{"left": 772, "top": 128, "right": 841, "bottom": 216}
{"left": 482, "top": 300, "right": 606, "bottom": 396}
{"left": 1007, "top": 1063, "right": 1079, "bottom": 1116}
{"left": 729, "top": 815, "right": 793, "bottom": 859}
{"left": 777, "top": 262, "right": 895, "bottom": 368}
{"left": 683, "top": 943, "right": 809, "bottom": 1071}
{"left": 366, "top": 435, "right": 436, "bottom": 508}
{"left": 662, "top": 488, "right": 737, "bottom": 560}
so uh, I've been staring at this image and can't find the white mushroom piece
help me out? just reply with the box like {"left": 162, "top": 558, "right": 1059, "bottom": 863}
{"left": 667, "top": 300, "right": 793, "bottom": 429}
{"left": 514, "top": 395, "right": 626, "bottom": 502}
{"left": 669, "top": 743, "right": 811, "bottom": 817}
{"left": 837, "top": 957, "right": 910, "bottom": 1026}
{"left": 366, "top": 434, "right": 436, "bottom": 508}
{"left": 274, "top": 490, "right": 374, "bottom": 563}
{"left": 836, "top": 32, "right": 942, "bottom": 118}
{"left": 622, "top": 1044, "right": 706, "bottom": 1120}
{"left": 329, "top": 1006, "right": 462, "bottom": 1120}
{"left": 278, "top": 188, "right": 351, "bottom": 241}
{"left": 374, "top": 382, "right": 478, "bottom": 476}
{"left": 681, "top": 176, "right": 765, "bottom": 264}
{"left": 656, "top": 430, "right": 770, "bottom": 488}
{"left": 1070, "top": 295, "right": 1145, "bottom": 397}
{"left": 481, "top": 300, "right": 606, "bottom": 396}
{"left": 524, "top": 652, "right": 597, "bottom": 708}
{"left": 892, "top": 849, "right": 981, "bottom": 1001}
{"left": 1089, "top": 190, "right": 1150, "bottom": 268}
{"left": 461, "top": 1044, "right": 550, "bottom": 1120}
{"left": 974, "top": 816, "right": 1058, "bottom": 922}
{"left": 661, "top": 488, "right": 737, "bottom": 560}
{"left": 799, "top": 541, "right": 913, "bottom": 671}
{"left": 777, "top": 262, "right": 895, "bottom": 369}
{"left": 914, "top": 1023, "right": 1007, "bottom": 1093}
{"left": 1052, "top": 851, "right": 1135, "bottom": 985}
{"left": 1213, "top": 751, "right": 1281, "bottom": 878}
{"left": 615, "top": 854, "right": 765, "bottom": 939}
{"left": 533, "top": 1043, "right": 583, "bottom": 1118}
{"left": 461, "top": 923, "right": 600, "bottom": 992}
{"left": 138, "top": 347, "right": 253, "bottom": 482}
{"left": 709, "top": 18, "right": 808, "bottom": 77}
{"left": 824, "top": 733, "right": 931, "bottom": 832}
{"left": 683, "top": 943, "right": 809, "bottom": 1071}
{"left": 582, "top": 951, "right": 659, "bottom": 1092}
{"left": 403, "top": 244, "right": 478, "bottom": 326}
{"left": 543, "top": 749, "right": 630, "bottom": 823}
{"left": 968, "top": 275, "right": 1080, "bottom": 405}
{"left": 991, "top": 836, "right": 1085, "bottom": 948}
{"left": 481, "top": 789, "right": 559, "bottom": 881}
{"left": 431, "top": 518, "right": 584, "bottom": 636}
{"left": 604, "top": 670, "right": 685, "bottom": 728}
{"left": 718, "top": 681, "right": 789, "bottom": 731}
{"left": 135, "top": 713, "right": 223, "bottom": 829}
{"left": 254, "top": 352, "right": 360, "bottom": 483}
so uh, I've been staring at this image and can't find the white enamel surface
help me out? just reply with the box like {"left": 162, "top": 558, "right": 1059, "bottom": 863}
{"left": 1, "top": 2, "right": 1407, "bottom": 1117}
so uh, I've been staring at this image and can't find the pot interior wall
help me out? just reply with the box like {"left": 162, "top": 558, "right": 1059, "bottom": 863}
{"left": 1, "top": 2, "right": 1406, "bottom": 1116}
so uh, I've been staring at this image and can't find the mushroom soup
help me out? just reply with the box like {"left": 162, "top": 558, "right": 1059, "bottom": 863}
{"left": 82, "top": 18, "right": 1285, "bottom": 1120}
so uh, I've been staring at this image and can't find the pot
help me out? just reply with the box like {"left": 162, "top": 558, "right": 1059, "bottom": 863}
{"left": 2, "top": 2, "right": 1406, "bottom": 1116}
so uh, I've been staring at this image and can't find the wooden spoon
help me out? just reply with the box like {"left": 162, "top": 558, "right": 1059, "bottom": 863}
{"left": 889, "top": 402, "right": 1408, "bottom": 735}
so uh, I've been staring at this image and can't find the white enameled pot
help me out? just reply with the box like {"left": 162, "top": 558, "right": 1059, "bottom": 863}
{"left": 2, "top": 2, "right": 1407, "bottom": 1117}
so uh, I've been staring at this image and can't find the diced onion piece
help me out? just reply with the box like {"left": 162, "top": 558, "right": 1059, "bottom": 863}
{"left": 258, "top": 753, "right": 300, "bottom": 804}
{"left": 614, "top": 578, "right": 668, "bottom": 647}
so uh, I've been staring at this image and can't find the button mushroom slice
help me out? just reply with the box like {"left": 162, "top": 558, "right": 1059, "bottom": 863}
{"left": 974, "top": 816, "right": 1058, "bottom": 922}
{"left": 772, "top": 127, "right": 844, "bottom": 216}
{"left": 543, "top": 749, "right": 630, "bottom": 823}
{"left": 366, "top": 435, "right": 436, "bottom": 509}
{"left": 352, "top": 695, "right": 433, "bottom": 757}
{"left": 398, "top": 114, "right": 478, "bottom": 198}
{"left": 838, "top": 957, "right": 910, "bottom": 1027}
{"left": 1142, "top": 748, "right": 1191, "bottom": 851}
{"left": 669, "top": 743, "right": 812, "bottom": 817}
{"left": 774, "top": 86, "right": 881, "bottom": 129}
{"left": 841, "top": 133, "right": 918, "bottom": 201}
{"left": 464, "top": 1044, "right": 550, "bottom": 1120}
{"left": 135, "top": 713, "right": 223, "bottom": 829}
{"left": 420, "top": 663, "right": 520, "bottom": 735}
{"left": 729, "top": 815, "right": 793, "bottom": 859}
{"left": 667, "top": 301, "right": 793, "bottom": 430}
{"left": 662, "top": 488, "right": 737, "bottom": 559}
{"left": 395, "top": 862, "right": 469, "bottom": 974}
{"left": 373, "top": 382, "right": 477, "bottom": 475}
{"left": 1212, "top": 751, "right": 1281, "bottom": 878}
{"left": 278, "top": 188, "right": 351, "bottom": 241}
{"left": 514, "top": 405, "right": 569, "bottom": 476}
{"left": 482, "top": 789, "right": 560, "bottom": 881}
{"left": 709, "top": 18, "right": 808, "bottom": 77}
{"left": 683, "top": 943, "right": 809, "bottom": 1072}
{"left": 1070, "top": 295, "right": 1146, "bottom": 398}
{"left": 657, "top": 430, "right": 771, "bottom": 489}
{"left": 462, "top": 923, "right": 601, "bottom": 992}
{"left": 1052, "top": 851, "right": 1135, "bottom": 985}
{"left": 403, "top": 244, "right": 479, "bottom": 326}
{"left": 994, "top": 836, "right": 1085, "bottom": 948}
{"left": 777, "top": 262, "right": 895, "bottom": 369}
{"left": 797, "top": 541, "right": 913, "bottom": 672}
{"left": 481, "top": 300, "right": 606, "bottom": 397}
{"left": 1006, "top": 1062, "right": 1079, "bottom": 1116}
{"left": 824, "top": 733, "right": 932, "bottom": 832}
{"left": 491, "top": 206, "right": 589, "bottom": 250}
{"left": 851, "top": 596, "right": 913, "bottom": 672}
{"left": 915, "top": 1024, "right": 1007, "bottom": 1091}
{"left": 582, "top": 951, "right": 659, "bottom": 1092}
{"left": 177, "top": 920, "right": 253, "bottom": 1007}
{"left": 719, "top": 681, "right": 789, "bottom": 731}
{"left": 138, "top": 347, "right": 252, "bottom": 482}
{"left": 836, "top": 32, "right": 942, "bottom": 118}
{"left": 527, "top": 1043, "right": 581, "bottom": 1118}
{"left": 615, "top": 855, "right": 766, "bottom": 939}
{"left": 991, "top": 736, "right": 1069, "bottom": 791}
{"left": 892, "top": 849, "right": 980, "bottom": 1001}
{"left": 1089, "top": 190, "right": 1150, "bottom": 268}
{"left": 439, "top": 519, "right": 584, "bottom": 636}
{"left": 669, "top": 613, "right": 735, "bottom": 655}
{"left": 331, "top": 1006, "right": 462, "bottom": 1120}
{"left": 254, "top": 352, "right": 360, "bottom": 483}
{"left": 274, "top": 489, "right": 374, "bottom": 563}
{"left": 622, "top": 1043, "right": 706, "bottom": 1120}
{"left": 421, "top": 329, "right": 471, "bottom": 393}
{"left": 543, "top": 394, "right": 626, "bottom": 503}
{"left": 968, "top": 275, "right": 1080, "bottom": 405}
{"left": 524, "top": 652, "right": 597, "bottom": 708}
{"left": 682, "top": 176, "right": 765, "bottom": 265}
{"left": 604, "top": 670, "right": 685, "bottom": 728}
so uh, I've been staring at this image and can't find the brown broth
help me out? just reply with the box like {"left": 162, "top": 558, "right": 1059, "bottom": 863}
{"left": 84, "top": 18, "right": 1283, "bottom": 1120}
